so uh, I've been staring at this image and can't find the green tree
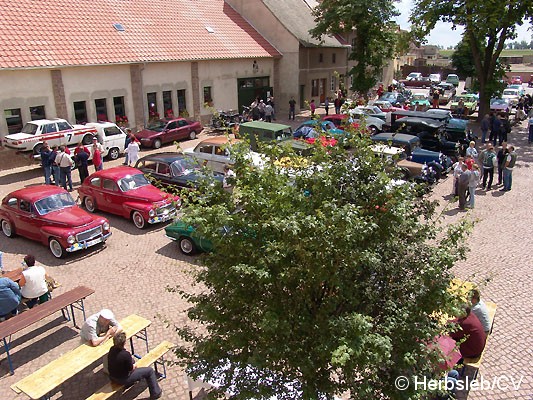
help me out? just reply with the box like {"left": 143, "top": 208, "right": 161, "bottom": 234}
{"left": 175, "top": 137, "right": 470, "bottom": 399}
{"left": 410, "top": 0, "right": 533, "bottom": 119}
{"left": 309, "top": 0, "right": 399, "bottom": 98}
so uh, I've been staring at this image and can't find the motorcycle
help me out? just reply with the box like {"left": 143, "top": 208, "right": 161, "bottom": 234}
{"left": 210, "top": 109, "right": 242, "bottom": 131}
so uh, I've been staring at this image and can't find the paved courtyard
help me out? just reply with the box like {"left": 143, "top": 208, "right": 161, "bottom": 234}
{"left": 0, "top": 111, "right": 531, "bottom": 399}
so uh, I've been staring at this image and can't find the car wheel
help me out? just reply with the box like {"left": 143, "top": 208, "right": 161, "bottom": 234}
{"left": 179, "top": 236, "right": 196, "bottom": 255}
{"left": 49, "top": 238, "right": 64, "bottom": 258}
{"left": 153, "top": 139, "right": 162, "bottom": 149}
{"left": 33, "top": 143, "right": 44, "bottom": 156}
{"left": 1, "top": 219, "right": 15, "bottom": 238}
{"left": 189, "top": 131, "right": 197, "bottom": 140}
{"left": 132, "top": 211, "right": 146, "bottom": 229}
{"left": 82, "top": 134, "right": 94, "bottom": 145}
{"left": 84, "top": 197, "right": 97, "bottom": 213}
{"left": 108, "top": 147, "right": 120, "bottom": 160}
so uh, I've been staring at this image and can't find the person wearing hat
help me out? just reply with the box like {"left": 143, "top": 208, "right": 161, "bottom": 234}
{"left": 80, "top": 309, "right": 122, "bottom": 346}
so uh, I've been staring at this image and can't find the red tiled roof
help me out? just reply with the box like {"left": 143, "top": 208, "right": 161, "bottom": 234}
{"left": 0, "top": 0, "right": 281, "bottom": 69}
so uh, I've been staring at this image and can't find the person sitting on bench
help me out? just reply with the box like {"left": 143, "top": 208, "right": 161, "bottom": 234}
{"left": 450, "top": 305, "right": 486, "bottom": 359}
{"left": 108, "top": 332, "right": 163, "bottom": 399}
{"left": 470, "top": 289, "right": 491, "bottom": 334}
{"left": 20, "top": 255, "right": 50, "bottom": 309}
{"left": 80, "top": 309, "right": 123, "bottom": 346}
{"left": 0, "top": 277, "right": 22, "bottom": 321}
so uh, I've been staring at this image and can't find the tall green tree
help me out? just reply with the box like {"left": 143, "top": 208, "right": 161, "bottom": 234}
{"left": 309, "top": 0, "right": 399, "bottom": 97}
{"left": 410, "top": 0, "right": 533, "bottom": 119}
{"left": 175, "top": 136, "right": 470, "bottom": 399}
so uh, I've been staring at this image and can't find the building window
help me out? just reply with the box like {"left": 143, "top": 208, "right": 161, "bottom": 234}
{"left": 73, "top": 101, "right": 88, "bottom": 124}
{"left": 4, "top": 108, "right": 22, "bottom": 134}
{"left": 30, "top": 105, "right": 45, "bottom": 120}
{"left": 163, "top": 91, "right": 173, "bottom": 118}
{"left": 319, "top": 53, "right": 323, "bottom": 63}
{"left": 147, "top": 92, "right": 158, "bottom": 119}
{"left": 311, "top": 79, "right": 319, "bottom": 97}
{"left": 203, "top": 86, "right": 212, "bottom": 104}
{"left": 95, "top": 98, "right": 108, "bottom": 121}
{"left": 332, "top": 53, "right": 336, "bottom": 64}
{"left": 177, "top": 89, "right": 187, "bottom": 116}
{"left": 113, "top": 96, "right": 126, "bottom": 117}
{"left": 330, "top": 76, "right": 336, "bottom": 91}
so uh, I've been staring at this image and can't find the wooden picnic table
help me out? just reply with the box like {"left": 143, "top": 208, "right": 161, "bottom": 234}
{"left": 1, "top": 268, "right": 24, "bottom": 284}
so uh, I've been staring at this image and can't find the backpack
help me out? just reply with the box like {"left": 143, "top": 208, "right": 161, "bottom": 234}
{"left": 483, "top": 151, "right": 495, "bottom": 168}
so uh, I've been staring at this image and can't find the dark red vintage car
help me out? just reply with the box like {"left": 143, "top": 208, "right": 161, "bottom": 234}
{"left": 78, "top": 166, "right": 180, "bottom": 229}
{"left": 134, "top": 118, "right": 203, "bottom": 149}
{"left": 0, "top": 185, "right": 111, "bottom": 258}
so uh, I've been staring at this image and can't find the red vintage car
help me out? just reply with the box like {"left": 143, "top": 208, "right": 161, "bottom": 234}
{"left": 134, "top": 118, "right": 203, "bottom": 149}
{"left": 78, "top": 166, "right": 180, "bottom": 229}
{"left": 0, "top": 185, "right": 111, "bottom": 258}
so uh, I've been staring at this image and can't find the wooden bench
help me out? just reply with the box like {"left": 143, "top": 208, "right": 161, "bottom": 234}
{"left": 462, "top": 301, "right": 497, "bottom": 379}
{"left": 11, "top": 314, "right": 151, "bottom": 400}
{"left": 0, "top": 285, "right": 94, "bottom": 375}
{"left": 86, "top": 340, "right": 175, "bottom": 400}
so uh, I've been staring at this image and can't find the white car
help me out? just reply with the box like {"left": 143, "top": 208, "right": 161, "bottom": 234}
{"left": 501, "top": 89, "right": 520, "bottom": 108}
{"left": 85, "top": 122, "right": 127, "bottom": 160}
{"left": 407, "top": 72, "right": 422, "bottom": 81}
{"left": 429, "top": 73, "right": 441, "bottom": 84}
{"left": 346, "top": 108, "right": 386, "bottom": 133}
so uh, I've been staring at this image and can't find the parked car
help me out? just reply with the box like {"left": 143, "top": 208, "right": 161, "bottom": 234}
{"left": 293, "top": 120, "right": 345, "bottom": 139}
{"left": 435, "top": 83, "right": 456, "bottom": 104}
{"left": 134, "top": 118, "right": 202, "bottom": 149}
{"left": 379, "top": 92, "right": 409, "bottom": 106}
{"left": 0, "top": 185, "right": 111, "bottom": 258}
{"left": 346, "top": 108, "right": 386, "bottom": 133}
{"left": 372, "top": 100, "right": 403, "bottom": 113}
{"left": 184, "top": 137, "right": 263, "bottom": 174}
{"left": 370, "top": 144, "right": 425, "bottom": 180}
{"left": 490, "top": 98, "right": 511, "bottom": 114}
{"left": 506, "top": 84, "right": 525, "bottom": 97}
{"left": 355, "top": 106, "right": 387, "bottom": 121}
{"left": 78, "top": 166, "right": 180, "bottom": 229}
{"left": 4, "top": 118, "right": 96, "bottom": 154}
{"left": 400, "top": 77, "right": 432, "bottom": 88}
{"left": 449, "top": 94, "right": 478, "bottom": 115}
{"left": 429, "top": 73, "right": 441, "bottom": 84}
{"left": 134, "top": 152, "right": 224, "bottom": 190}
{"left": 165, "top": 219, "right": 223, "bottom": 255}
{"left": 501, "top": 88, "right": 520, "bottom": 108}
{"left": 236, "top": 121, "right": 310, "bottom": 154}
{"left": 509, "top": 76, "right": 522, "bottom": 85}
{"left": 84, "top": 122, "right": 127, "bottom": 160}
{"left": 406, "top": 72, "right": 422, "bottom": 81}
{"left": 445, "top": 74, "right": 460, "bottom": 87}
{"left": 410, "top": 94, "right": 431, "bottom": 110}
{"left": 370, "top": 132, "right": 453, "bottom": 171}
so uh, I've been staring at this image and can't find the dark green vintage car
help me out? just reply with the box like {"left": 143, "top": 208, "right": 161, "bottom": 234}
{"left": 165, "top": 219, "right": 229, "bottom": 255}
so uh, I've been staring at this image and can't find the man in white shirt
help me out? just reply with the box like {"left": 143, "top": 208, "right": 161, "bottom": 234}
{"left": 471, "top": 289, "right": 491, "bottom": 334}
{"left": 80, "top": 309, "right": 122, "bottom": 346}
{"left": 55, "top": 146, "right": 74, "bottom": 191}
{"left": 20, "top": 254, "right": 49, "bottom": 308}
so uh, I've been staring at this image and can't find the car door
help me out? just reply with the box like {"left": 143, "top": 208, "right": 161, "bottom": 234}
{"left": 14, "top": 199, "right": 40, "bottom": 240}
{"left": 211, "top": 145, "right": 230, "bottom": 173}
{"left": 175, "top": 119, "right": 191, "bottom": 140}
{"left": 100, "top": 179, "right": 123, "bottom": 214}
{"left": 164, "top": 121, "right": 178, "bottom": 143}
{"left": 193, "top": 143, "right": 215, "bottom": 168}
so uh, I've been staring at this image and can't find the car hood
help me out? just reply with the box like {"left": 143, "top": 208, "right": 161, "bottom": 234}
{"left": 135, "top": 129, "right": 159, "bottom": 139}
{"left": 44, "top": 206, "right": 96, "bottom": 226}
{"left": 126, "top": 185, "right": 172, "bottom": 203}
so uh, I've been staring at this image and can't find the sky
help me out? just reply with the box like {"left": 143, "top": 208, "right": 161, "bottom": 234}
{"left": 394, "top": 0, "right": 533, "bottom": 48}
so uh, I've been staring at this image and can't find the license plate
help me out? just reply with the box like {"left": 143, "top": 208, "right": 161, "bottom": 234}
{"left": 86, "top": 237, "right": 103, "bottom": 247}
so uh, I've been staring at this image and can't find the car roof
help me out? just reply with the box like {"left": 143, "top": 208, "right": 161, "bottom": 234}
{"left": 195, "top": 136, "right": 240, "bottom": 146}
{"left": 6, "top": 185, "right": 69, "bottom": 202}
{"left": 392, "top": 110, "right": 448, "bottom": 121}
{"left": 240, "top": 121, "right": 290, "bottom": 130}
{"left": 371, "top": 132, "right": 420, "bottom": 144}
{"left": 86, "top": 166, "right": 142, "bottom": 181}
{"left": 138, "top": 152, "right": 192, "bottom": 163}
{"left": 395, "top": 117, "right": 443, "bottom": 128}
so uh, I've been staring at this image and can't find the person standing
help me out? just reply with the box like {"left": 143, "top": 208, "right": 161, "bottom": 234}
{"left": 491, "top": 114, "right": 502, "bottom": 146}
{"left": 501, "top": 145, "right": 517, "bottom": 192}
{"left": 457, "top": 164, "right": 470, "bottom": 210}
{"left": 125, "top": 139, "right": 140, "bottom": 167}
{"left": 50, "top": 145, "right": 60, "bottom": 186}
{"left": 267, "top": 96, "right": 276, "bottom": 120}
{"left": 496, "top": 142, "right": 508, "bottom": 185}
{"left": 92, "top": 139, "right": 104, "bottom": 172}
{"left": 55, "top": 146, "right": 74, "bottom": 191}
{"left": 257, "top": 100, "right": 266, "bottom": 120}
{"left": 529, "top": 116, "right": 533, "bottom": 144}
{"left": 264, "top": 102, "right": 273, "bottom": 122}
{"left": 334, "top": 97, "right": 342, "bottom": 114}
{"left": 310, "top": 99, "right": 316, "bottom": 117}
{"left": 324, "top": 97, "right": 330, "bottom": 116}
{"left": 501, "top": 113, "right": 511, "bottom": 145}
{"left": 432, "top": 89, "right": 440, "bottom": 109}
{"left": 40, "top": 142, "right": 54, "bottom": 185}
{"left": 75, "top": 147, "right": 90, "bottom": 184}
{"left": 123, "top": 129, "right": 132, "bottom": 165}
{"left": 480, "top": 144, "right": 496, "bottom": 191}
{"left": 108, "top": 332, "right": 163, "bottom": 399}
{"left": 452, "top": 157, "right": 464, "bottom": 196}
{"left": 468, "top": 165, "right": 480, "bottom": 209}
{"left": 288, "top": 97, "right": 296, "bottom": 120}
{"left": 20, "top": 254, "right": 50, "bottom": 309}
{"left": 480, "top": 114, "right": 490, "bottom": 144}
{"left": 465, "top": 141, "right": 478, "bottom": 159}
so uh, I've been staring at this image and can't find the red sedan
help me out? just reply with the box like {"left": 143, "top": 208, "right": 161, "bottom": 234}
{"left": 0, "top": 185, "right": 111, "bottom": 258}
{"left": 134, "top": 118, "right": 203, "bottom": 149}
{"left": 78, "top": 166, "right": 180, "bottom": 229}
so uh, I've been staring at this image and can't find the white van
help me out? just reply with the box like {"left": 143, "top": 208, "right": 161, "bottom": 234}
{"left": 84, "top": 122, "right": 127, "bottom": 160}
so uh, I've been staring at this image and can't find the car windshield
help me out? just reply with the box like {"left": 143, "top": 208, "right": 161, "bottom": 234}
{"left": 322, "top": 121, "right": 336, "bottom": 131}
{"left": 117, "top": 173, "right": 151, "bottom": 192}
{"left": 502, "top": 90, "right": 517, "bottom": 96}
{"left": 491, "top": 98, "right": 508, "bottom": 105}
{"left": 34, "top": 192, "right": 76, "bottom": 215}
{"left": 413, "top": 94, "right": 426, "bottom": 100}
{"left": 171, "top": 158, "right": 201, "bottom": 176}
{"left": 146, "top": 120, "right": 167, "bottom": 132}
{"left": 21, "top": 123, "right": 38, "bottom": 135}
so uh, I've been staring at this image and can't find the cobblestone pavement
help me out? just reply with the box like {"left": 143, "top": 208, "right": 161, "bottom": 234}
{"left": 0, "top": 110, "right": 531, "bottom": 400}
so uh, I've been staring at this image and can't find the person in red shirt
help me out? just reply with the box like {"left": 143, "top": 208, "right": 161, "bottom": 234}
{"left": 464, "top": 155, "right": 475, "bottom": 170}
{"left": 74, "top": 142, "right": 90, "bottom": 156}
{"left": 92, "top": 138, "right": 103, "bottom": 172}
{"left": 450, "top": 306, "right": 486, "bottom": 359}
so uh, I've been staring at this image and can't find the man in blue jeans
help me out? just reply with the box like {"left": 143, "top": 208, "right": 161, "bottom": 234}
{"left": 40, "top": 142, "right": 54, "bottom": 184}
{"left": 108, "top": 332, "right": 163, "bottom": 399}
{"left": 501, "top": 145, "right": 517, "bottom": 192}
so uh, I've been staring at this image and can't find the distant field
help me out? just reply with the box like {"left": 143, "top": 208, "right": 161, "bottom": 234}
{"left": 440, "top": 49, "right": 533, "bottom": 58}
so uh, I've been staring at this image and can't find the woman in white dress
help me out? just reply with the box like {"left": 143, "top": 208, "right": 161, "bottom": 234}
{"left": 125, "top": 140, "right": 140, "bottom": 166}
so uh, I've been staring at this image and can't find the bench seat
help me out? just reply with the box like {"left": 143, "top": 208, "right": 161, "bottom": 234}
{"left": 86, "top": 340, "right": 175, "bottom": 400}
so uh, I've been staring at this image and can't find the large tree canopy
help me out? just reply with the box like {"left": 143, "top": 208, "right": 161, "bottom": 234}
{"left": 309, "top": 0, "right": 399, "bottom": 96}
{"left": 410, "top": 0, "right": 533, "bottom": 119}
{"left": 175, "top": 135, "right": 471, "bottom": 399}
